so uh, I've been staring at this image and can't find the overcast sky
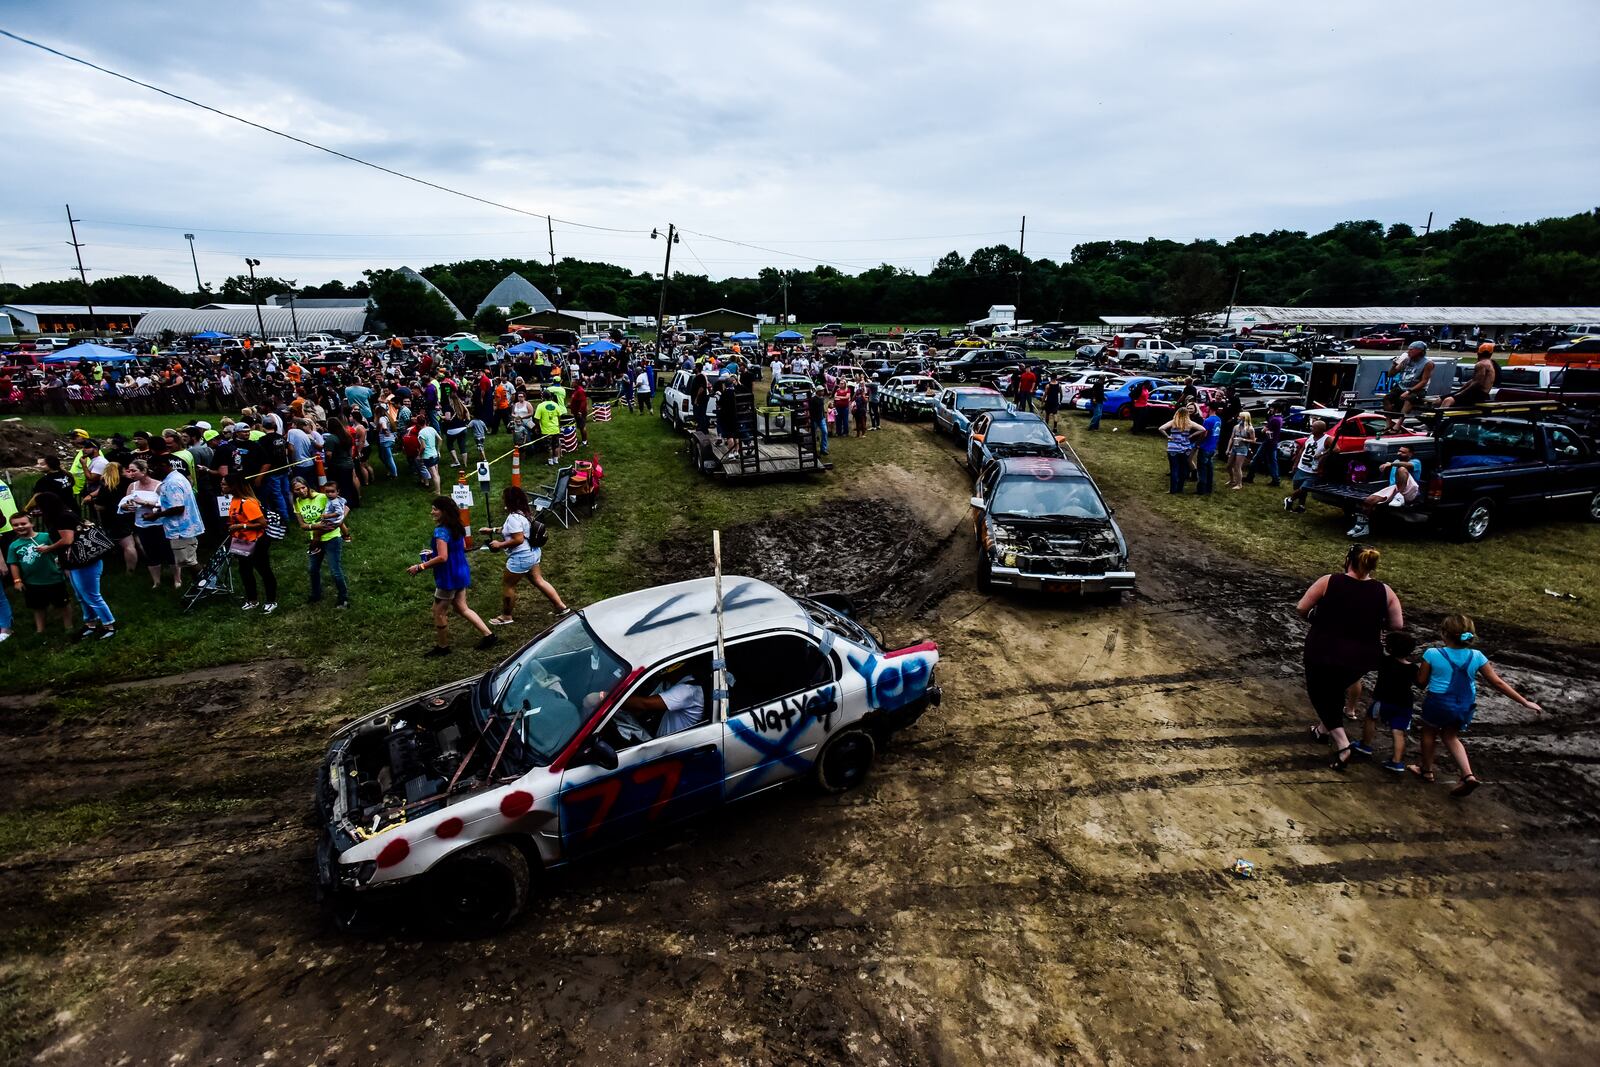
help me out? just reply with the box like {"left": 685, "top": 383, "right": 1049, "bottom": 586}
{"left": 2, "top": 0, "right": 1595, "bottom": 293}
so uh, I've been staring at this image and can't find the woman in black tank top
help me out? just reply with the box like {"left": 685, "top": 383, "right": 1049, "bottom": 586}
{"left": 1295, "top": 545, "right": 1404, "bottom": 769}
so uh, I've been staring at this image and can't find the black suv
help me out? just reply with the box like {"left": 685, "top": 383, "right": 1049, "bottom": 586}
{"left": 938, "top": 348, "right": 1018, "bottom": 382}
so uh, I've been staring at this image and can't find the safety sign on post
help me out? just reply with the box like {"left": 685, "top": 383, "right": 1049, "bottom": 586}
{"left": 476, "top": 461, "right": 492, "bottom": 485}
{"left": 451, "top": 483, "right": 474, "bottom": 508}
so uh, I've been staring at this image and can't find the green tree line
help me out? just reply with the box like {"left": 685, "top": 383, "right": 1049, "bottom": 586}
{"left": 5, "top": 210, "right": 1597, "bottom": 328}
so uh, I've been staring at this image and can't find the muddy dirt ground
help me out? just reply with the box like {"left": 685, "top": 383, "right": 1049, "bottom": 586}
{"left": 4, "top": 418, "right": 1599, "bottom": 1065}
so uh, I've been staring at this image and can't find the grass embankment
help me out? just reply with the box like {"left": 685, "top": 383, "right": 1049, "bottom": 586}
{"left": 0, "top": 399, "right": 886, "bottom": 697}
{"left": 1053, "top": 415, "right": 1600, "bottom": 642}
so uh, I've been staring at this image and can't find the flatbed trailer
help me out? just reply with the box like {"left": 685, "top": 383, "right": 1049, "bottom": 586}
{"left": 688, "top": 433, "right": 832, "bottom": 479}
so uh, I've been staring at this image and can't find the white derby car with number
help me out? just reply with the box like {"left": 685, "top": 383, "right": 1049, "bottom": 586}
{"left": 315, "top": 576, "right": 940, "bottom": 932}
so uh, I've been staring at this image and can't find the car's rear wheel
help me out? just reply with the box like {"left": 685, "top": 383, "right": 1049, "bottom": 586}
{"left": 1116, "top": 403, "right": 1132, "bottom": 418}
{"left": 814, "top": 728, "right": 876, "bottom": 794}
{"left": 1457, "top": 497, "right": 1496, "bottom": 542}
{"left": 427, "top": 841, "right": 531, "bottom": 937}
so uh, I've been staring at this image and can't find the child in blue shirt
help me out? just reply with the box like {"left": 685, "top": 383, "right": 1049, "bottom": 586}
{"left": 1355, "top": 631, "right": 1417, "bottom": 771}
{"left": 1409, "top": 613, "right": 1542, "bottom": 796}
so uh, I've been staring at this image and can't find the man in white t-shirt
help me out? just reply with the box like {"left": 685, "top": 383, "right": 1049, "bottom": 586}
{"left": 634, "top": 369, "right": 654, "bottom": 414}
{"left": 619, "top": 662, "right": 705, "bottom": 737}
{"left": 1285, "top": 419, "right": 1330, "bottom": 514}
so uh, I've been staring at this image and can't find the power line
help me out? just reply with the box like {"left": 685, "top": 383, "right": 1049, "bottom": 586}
{"left": 0, "top": 27, "right": 650, "bottom": 236}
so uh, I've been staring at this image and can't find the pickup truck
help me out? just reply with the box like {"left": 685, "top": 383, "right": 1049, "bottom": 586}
{"left": 1114, "top": 337, "right": 1193, "bottom": 369}
{"left": 1307, "top": 411, "right": 1600, "bottom": 540}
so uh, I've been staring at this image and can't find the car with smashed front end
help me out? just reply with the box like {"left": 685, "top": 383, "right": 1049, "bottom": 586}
{"left": 971, "top": 455, "right": 1135, "bottom": 596}
{"left": 315, "top": 576, "right": 941, "bottom": 934}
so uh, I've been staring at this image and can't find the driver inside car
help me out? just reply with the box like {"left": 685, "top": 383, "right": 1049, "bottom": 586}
{"left": 618, "top": 660, "right": 707, "bottom": 739}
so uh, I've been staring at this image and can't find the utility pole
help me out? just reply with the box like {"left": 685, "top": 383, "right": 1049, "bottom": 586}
{"left": 1222, "top": 267, "right": 1245, "bottom": 330}
{"left": 781, "top": 270, "right": 790, "bottom": 325}
{"left": 285, "top": 278, "right": 301, "bottom": 341}
{"left": 65, "top": 204, "right": 98, "bottom": 336}
{"left": 1016, "top": 214, "right": 1026, "bottom": 319}
{"left": 184, "top": 233, "right": 204, "bottom": 294}
{"left": 547, "top": 214, "right": 560, "bottom": 313}
{"left": 1415, "top": 210, "right": 1433, "bottom": 305}
{"left": 651, "top": 224, "right": 678, "bottom": 356}
{"left": 244, "top": 258, "right": 266, "bottom": 339}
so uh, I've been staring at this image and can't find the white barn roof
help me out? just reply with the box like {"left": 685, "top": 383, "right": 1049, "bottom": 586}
{"left": 396, "top": 266, "right": 468, "bottom": 322}
{"left": 1227, "top": 305, "right": 1600, "bottom": 327}
{"left": 133, "top": 306, "right": 369, "bottom": 338}
{"left": 475, "top": 273, "right": 554, "bottom": 316}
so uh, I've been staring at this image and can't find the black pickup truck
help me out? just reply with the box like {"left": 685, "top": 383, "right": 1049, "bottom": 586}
{"left": 1308, "top": 411, "right": 1600, "bottom": 541}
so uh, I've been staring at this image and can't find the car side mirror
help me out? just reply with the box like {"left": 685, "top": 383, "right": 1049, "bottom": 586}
{"left": 1055, "top": 435, "right": 1065, "bottom": 443}
{"left": 969, "top": 433, "right": 984, "bottom": 443}
{"left": 577, "top": 738, "right": 618, "bottom": 771}
{"left": 969, "top": 496, "right": 985, "bottom": 510}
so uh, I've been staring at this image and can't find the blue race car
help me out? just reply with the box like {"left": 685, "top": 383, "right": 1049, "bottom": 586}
{"left": 1075, "top": 376, "right": 1170, "bottom": 419}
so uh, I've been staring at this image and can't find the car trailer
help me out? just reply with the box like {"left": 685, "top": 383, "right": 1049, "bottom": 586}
{"left": 688, "top": 394, "right": 832, "bottom": 480}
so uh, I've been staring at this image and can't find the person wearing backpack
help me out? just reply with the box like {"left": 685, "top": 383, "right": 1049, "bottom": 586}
{"left": 1409, "top": 613, "right": 1543, "bottom": 797}
{"left": 482, "top": 485, "right": 568, "bottom": 625}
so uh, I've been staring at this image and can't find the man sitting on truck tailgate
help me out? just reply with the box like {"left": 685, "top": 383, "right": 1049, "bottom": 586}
{"left": 1347, "top": 445, "right": 1422, "bottom": 538}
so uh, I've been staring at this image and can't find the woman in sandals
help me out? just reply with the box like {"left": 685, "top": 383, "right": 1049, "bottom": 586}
{"left": 1296, "top": 544, "right": 1404, "bottom": 770}
{"left": 1409, "top": 613, "right": 1543, "bottom": 797}
{"left": 482, "top": 486, "right": 568, "bottom": 626}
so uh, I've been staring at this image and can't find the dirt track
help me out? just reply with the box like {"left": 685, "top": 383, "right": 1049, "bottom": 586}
{"left": 4, "top": 417, "right": 1599, "bottom": 1065}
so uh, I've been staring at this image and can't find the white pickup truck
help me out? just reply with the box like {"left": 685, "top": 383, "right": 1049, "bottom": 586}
{"left": 1114, "top": 336, "right": 1193, "bottom": 369}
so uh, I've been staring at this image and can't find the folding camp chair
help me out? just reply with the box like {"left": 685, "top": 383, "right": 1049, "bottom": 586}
{"left": 532, "top": 466, "right": 576, "bottom": 528}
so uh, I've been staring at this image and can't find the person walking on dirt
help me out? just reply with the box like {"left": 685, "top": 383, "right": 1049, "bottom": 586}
{"left": 407, "top": 496, "right": 496, "bottom": 658}
{"left": 1409, "top": 613, "right": 1543, "bottom": 797}
{"left": 1043, "top": 375, "right": 1063, "bottom": 430}
{"left": 1295, "top": 544, "right": 1403, "bottom": 769}
{"left": 1355, "top": 631, "right": 1417, "bottom": 771}
{"left": 483, "top": 486, "right": 568, "bottom": 626}
{"left": 1016, "top": 365, "right": 1037, "bottom": 413}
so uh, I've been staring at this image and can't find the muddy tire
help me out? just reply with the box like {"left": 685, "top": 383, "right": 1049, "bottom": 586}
{"left": 1456, "top": 497, "right": 1495, "bottom": 542}
{"left": 976, "top": 553, "right": 993, "bottom": 592}
{"left": 1116, "top": 403, "right": 1133, "bottom": 418}
{"left": 427, "top": 841, "right": 531, "bottom": 937}
{"left": 814, "top": 728, "right": 876, "bottom": 794}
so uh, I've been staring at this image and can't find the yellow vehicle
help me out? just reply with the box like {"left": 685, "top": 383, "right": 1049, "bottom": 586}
{"left": 952, "top": 337, "right": 985, "bottom": 348}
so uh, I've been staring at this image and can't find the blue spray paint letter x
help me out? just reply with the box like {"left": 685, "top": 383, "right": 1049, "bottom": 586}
{"left": 727, "top": 717, "right": 814, "bottom": 777}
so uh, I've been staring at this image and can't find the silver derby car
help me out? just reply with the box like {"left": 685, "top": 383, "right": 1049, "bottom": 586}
{"left": 316, "top": 576, "right": 940, "bottom": 932}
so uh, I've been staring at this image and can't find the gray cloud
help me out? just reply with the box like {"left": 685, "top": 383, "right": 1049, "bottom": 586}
{"left": 1, "top": 0, "right": 1595, "bottom": 288}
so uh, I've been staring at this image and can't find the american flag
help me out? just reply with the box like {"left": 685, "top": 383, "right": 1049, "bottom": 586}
{"left": 592, "top": 402, "right": 613, "bottom": 422}
{"left": 560, "top": 425, "right": 580, "bottom": 453}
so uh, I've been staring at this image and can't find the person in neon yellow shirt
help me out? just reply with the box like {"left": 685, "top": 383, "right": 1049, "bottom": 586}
{"left": 533, "top": 397, "right": 562, "bottom": 465}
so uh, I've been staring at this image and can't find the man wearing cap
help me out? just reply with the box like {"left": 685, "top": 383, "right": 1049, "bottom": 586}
{"left": 1389, "top": 341, "right": 1435, "bottom": 415}
{"left": 67, "top": 429, "right": 94, "bottom": 496}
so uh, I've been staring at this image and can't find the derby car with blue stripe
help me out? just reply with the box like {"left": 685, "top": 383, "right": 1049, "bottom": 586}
{"left": 316, "top": 576, "right": 939, "bottom": 933}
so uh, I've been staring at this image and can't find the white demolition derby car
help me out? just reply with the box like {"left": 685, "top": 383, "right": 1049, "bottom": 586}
{"left": 315, "top": 576, "right": 940, "bottom": 931}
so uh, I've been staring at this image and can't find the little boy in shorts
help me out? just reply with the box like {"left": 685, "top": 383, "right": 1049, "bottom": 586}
{"left": 1355, "top": 631, "right": 1416, "bottom": 771}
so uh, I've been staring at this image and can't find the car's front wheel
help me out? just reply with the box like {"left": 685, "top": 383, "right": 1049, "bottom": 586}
{"left": 814, "top": 728, "right": 877, "bottom": 794}
{"left": 427, "top": 841, "right": 531, "bottom": 937}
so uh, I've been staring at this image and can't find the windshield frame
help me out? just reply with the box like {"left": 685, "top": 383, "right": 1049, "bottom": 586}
{"left": 990, "top": 472, "right": 1110, "bottom": 521}
{"left": 482, "top": 615, "right": 631, "bottom": 769}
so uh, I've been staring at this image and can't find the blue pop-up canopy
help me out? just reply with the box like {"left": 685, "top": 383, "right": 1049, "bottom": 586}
{"left": 579, "top": 339, "right": 620, "bottom": 354}
{"left": 731, "top": 331, "right": 759, "bottom": 341}
{"left": 41, "top": 343, "right": 136, "bottom": 363}
{"left": 192, "top": 330, "right": 233, "bottom": 340}
{"left": 508, "top": 340, "right": 558, "bottom": 354}
{"left": 773, "top": 330, "right": 803, "bottom": 340}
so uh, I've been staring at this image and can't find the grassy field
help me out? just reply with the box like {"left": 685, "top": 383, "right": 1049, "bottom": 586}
{"left": 1053, "top": 412, "right": 1600, "bottom": 642}
{"left": 0, "top": 398, "right": 887, "bottom": 698}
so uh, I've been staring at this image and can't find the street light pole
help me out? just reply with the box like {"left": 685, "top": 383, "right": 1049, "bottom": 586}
{"left": 1222, "top": 267, "right": 1245, "bottom": 331}
{"left": 244, "top": 258, "right": 266, "bottom": 339}
{"left": 286, "top": 278, "right": 300, "bottom": 341}
{"left": 184, "top": 233, "right": 204, "bottom": 293}
{"left": 651, "top": 224, "right": 678, "bottom": 358}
